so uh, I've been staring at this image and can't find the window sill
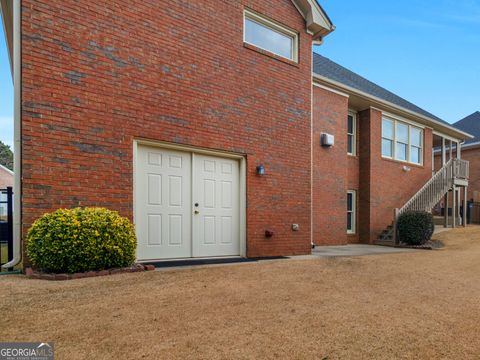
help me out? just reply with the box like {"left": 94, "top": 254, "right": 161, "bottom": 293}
{"left": 243, "top": 42, "right": 299, "bottom": 67}
{"left": 381, "top": 156, "right": 424, "bottom": 169}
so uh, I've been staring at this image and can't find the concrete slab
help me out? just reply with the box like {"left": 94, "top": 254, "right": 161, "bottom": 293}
{"left": 312, "top": 244, "right": 418, "bottom": 257}
{"left": 434, "top": 225, "right": 453, "bottom": 235}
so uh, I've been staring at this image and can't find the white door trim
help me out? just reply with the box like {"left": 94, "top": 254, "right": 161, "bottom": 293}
{"left": 133, "top": 139, "right": 247, "bottom": 259}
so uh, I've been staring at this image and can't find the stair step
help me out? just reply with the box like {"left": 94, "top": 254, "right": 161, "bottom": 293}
{"left": 375, "top": 239, "right": 395, "bottom": 246}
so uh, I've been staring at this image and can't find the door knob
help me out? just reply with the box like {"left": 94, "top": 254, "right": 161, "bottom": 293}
{"left": 194, "top": 210, "right": 199, "bottom": 215}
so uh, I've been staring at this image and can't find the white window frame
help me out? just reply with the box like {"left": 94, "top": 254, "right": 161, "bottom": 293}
{"left": 381, "top": 116, "right": 423, "bottom": 165}
{"left": 347, "top": 111, "right": 357, "bottom": 156}
{"left": 243, "top": 9, "right": 299, "bottom": 62}
{"left": 381, "top": 118, "right": 394, "bottom": 159}
{"left": 347, "top": 190, "right": 356, "bottom": 234}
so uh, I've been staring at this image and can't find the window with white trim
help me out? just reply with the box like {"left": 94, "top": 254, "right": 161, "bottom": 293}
{"left": 244, "top": 10, "right": 298, "bottom": 62}
{"left": 347, "top": 112, "right": 356, "bottom": 155}
{"left": 347, "top": 191, "right": 356, "bottom": 234}
{"left": 381, "top": 117, "right": 423, "bottom": 165}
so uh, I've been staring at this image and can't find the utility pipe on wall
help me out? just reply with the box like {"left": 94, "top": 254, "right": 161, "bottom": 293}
{"left": 3, "top": 0, "right": 21, "bottom": 269}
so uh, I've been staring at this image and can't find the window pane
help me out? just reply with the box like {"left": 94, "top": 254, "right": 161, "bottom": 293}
{"left": 245, "top": 17, "right": 293, "bottom": 59}
{"left": 396, "top": 122, "right": 409, "bottom": 143}
{"left": 348, "top": 115, "right": 354, "bottom": 134}
{"left": 382, "top": 119, "right": 394, "bottom": 139}
{"left": 411, "top": 146, "right": 421, "bottom": 164}
{"left": 347, "top": 213, "right": 352, "bottom": 231}
{"left": 348, "top": 134, "right": 354, "bottom": 154}
{"left": 410, "top": 127, "right": 422, "bottom": 147}
{"left": 396, "top": 142, "right": 407, "bottom": 161}
{"left": 347, "top": 193, "right": 353, "bottom": 211}
{"left": 382, "top": 138, "right": 393, "bottom": 157}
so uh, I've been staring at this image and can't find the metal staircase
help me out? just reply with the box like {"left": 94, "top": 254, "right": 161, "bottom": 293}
{"left": 376, "top": 158, "right": 469, "bottom": 246}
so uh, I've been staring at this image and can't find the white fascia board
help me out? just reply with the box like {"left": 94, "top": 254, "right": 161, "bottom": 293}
{"left": 313, "top": 82, "right": 349, "bottom": 98}
{"left": 291, "top": 0, "right": 334, "bottom": 39}
{"left": 312, "top": 73, "right": 474, "bottom": 141}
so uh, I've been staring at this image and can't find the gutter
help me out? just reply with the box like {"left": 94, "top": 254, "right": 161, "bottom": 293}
{"left": 312, "top": 73, "right": 474, "bottom": 141}
{"left": 3, "top": 0, "right": 21, "bottom": 269}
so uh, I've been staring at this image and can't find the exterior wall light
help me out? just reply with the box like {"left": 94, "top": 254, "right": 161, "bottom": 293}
{"left": 256, "top": 164, "right": 265, "bottom": 175}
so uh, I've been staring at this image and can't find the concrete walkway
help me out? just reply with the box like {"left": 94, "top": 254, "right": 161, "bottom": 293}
{"left": 312, "top": 244, "right": 417, "bottom": 257}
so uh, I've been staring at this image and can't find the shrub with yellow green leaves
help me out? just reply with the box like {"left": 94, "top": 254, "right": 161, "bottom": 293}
{"left": 26, "top": 208, "right": 136, "bottom": 273}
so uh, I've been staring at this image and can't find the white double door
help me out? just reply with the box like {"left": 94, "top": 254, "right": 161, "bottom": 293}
{"left": 136, "top": 145, "right": 240, "bottom": 260}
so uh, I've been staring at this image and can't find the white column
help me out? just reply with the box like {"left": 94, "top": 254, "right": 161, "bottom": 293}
{"left": 444, "top": 193, "right": 448, "bottom": 228}
{"left": 441, "top": 137, "right": 446, "bottom": 166}
{"left": 452, "top": 185, "right": 456, "bottom": 228}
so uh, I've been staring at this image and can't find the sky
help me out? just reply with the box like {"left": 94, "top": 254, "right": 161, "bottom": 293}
{"left": 0, "top": 1, "right": 479, "bottom": 149}
{"left": 0, "top": 10, "right": 13, "bottom": 149}
{"left": 315, "top": 0, "right": 480, "bottom": 123}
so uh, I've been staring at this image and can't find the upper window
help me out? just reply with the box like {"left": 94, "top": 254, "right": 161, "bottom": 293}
{"left": 244, "top": 10, "right": 298, "bottom": 62}
{"left": 381, "top": 117, "right": 423, "bottom": 165}
{"left": 347, "top": 112, "right": 356, "bottom": 155}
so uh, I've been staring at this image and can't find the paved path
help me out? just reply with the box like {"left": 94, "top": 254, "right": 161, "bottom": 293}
{"left": 312, "top": 244, "right": 418, "bottom": 257}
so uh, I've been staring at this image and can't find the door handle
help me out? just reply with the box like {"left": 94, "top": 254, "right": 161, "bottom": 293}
{"left": 194, "top": 210, "right": 199, "bottom": 215}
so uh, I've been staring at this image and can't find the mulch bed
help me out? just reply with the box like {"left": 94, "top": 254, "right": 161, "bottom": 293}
{"left": 25, "top": 263, "right": 155, "bottom": 281}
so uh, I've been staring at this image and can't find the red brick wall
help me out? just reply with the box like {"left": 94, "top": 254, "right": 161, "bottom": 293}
{"left": 21, "top": 0, "right": 314, "bottom": 259}
{"left": 359, "top": 108, "right": 433, "bottom": 243}
{"left": 312, "top": 86, "right": 349, "bottom": 245}
{"left": 312, "top": 91, "right": 434, "bottom": 245}
{"left": 458, "top": 148, "right": 480, "bottom": 201}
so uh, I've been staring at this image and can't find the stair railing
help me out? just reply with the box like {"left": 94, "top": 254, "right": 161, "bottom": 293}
{"left": 392, "top": 158, "right": 460, "bottom": 244}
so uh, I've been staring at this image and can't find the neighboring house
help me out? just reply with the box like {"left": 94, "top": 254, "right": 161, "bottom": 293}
{"left": 451, "top": 112, "right": 480, "bottom": 202}
{"left": 0, "top": 164, "right": 13, "bottom": 189}
{"left": 0, "top": 1, "right": 472, "bottom": 268}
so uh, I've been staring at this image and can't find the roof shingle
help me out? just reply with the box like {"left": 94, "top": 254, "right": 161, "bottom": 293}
{"left": 312, "top": 53, "right": 450, "bottom": 125}
{"left": 452, "top": 112, "right": 480, "bottom": 145}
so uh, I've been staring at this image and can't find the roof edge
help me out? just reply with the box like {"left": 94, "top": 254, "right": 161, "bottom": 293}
{"left": 313, "top": 73, "right": 474, "bottom": 141}
{"left": 0, "top": 163, "right": 14, "bottom": 176}
{"left": 292, "top": 0, "right": 335, "bottom": 39}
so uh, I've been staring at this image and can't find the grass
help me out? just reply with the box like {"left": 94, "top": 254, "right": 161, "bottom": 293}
{"left": 0, "top": 227, "right": 480, "bottom": 359}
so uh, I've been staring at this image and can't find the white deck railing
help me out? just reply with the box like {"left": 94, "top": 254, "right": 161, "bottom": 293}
{"left": 392, "top": 158, "right": 469, "bottom": 244}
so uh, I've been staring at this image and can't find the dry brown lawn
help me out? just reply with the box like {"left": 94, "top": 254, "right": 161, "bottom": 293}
{"left": 1, "top": 227, "right": 480, "bottom": 359}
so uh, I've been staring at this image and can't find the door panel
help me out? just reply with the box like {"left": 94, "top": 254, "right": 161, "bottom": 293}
{"left": 192, "top": 154, "right": 240, "bottom": 257}
{"left": 136, "top": 146, "right": 191, "bottom": 260}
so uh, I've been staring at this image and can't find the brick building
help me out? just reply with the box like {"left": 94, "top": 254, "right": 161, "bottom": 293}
{"left": 0, "top": 1, "right": 472, "bottom": 268}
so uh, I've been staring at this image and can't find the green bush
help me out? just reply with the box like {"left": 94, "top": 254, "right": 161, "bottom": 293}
{"left": 27, "top": 208, "right": 136, "bottom": 273}
{"left": 397, "top": 210, "right": 435, "bottom": 246}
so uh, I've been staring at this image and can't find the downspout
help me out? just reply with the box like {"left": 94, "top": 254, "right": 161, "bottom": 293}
{"left": 3, "top": 0, "right": 21, "bottom": 269}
